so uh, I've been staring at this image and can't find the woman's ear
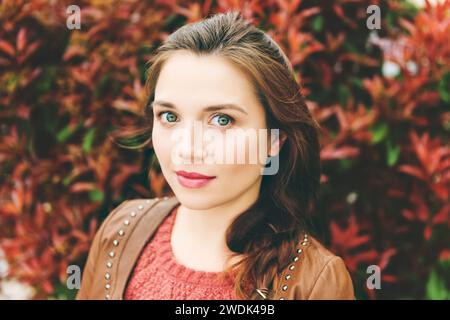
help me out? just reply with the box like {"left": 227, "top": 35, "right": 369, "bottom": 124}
{"left": 268, "top": 131, "right": 287, "bottom": 157}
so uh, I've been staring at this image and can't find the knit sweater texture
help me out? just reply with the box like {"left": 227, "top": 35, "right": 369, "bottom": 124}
{"left": 124, "top": 205, "right": 240, "bottom": 300}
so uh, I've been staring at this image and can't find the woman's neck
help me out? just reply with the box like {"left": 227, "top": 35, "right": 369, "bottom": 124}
{"left": 170, "top": 184, "right": 260, "bottom": 271}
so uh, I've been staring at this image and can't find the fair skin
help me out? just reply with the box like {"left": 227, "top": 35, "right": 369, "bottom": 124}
{"left": 151, "top": 51, "right": 283, "bottom": 272}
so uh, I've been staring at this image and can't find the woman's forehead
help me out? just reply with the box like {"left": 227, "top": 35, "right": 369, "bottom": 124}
{"left": 154, "top": 52, "right": 260, "bottom": 113}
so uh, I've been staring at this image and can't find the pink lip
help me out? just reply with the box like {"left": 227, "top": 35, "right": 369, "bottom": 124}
{"left": 175, "top": 171, "right": 216, "bottom": 189}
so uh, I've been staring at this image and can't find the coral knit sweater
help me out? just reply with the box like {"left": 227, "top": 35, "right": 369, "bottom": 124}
{"left": 124, "top": 205, "right": 240, "bottom": 300}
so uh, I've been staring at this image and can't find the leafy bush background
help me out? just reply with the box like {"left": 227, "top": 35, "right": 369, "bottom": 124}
{"left": 0, "top": 0, "right": 449, "bottom": 299}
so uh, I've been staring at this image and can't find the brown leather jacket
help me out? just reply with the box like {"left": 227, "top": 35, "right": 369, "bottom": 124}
{"left": 76, "top": 197, "right": 355, "bottom": 300}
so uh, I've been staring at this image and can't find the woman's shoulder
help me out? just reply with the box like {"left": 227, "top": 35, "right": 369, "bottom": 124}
{"left": 277, "top": 233, "right": 355, "bottom": 300}
{"left": 97, "top": 197, "right": 171, "bottom": 243}
{"left": 76, "top": 197, "right": 173, "bottom": 299}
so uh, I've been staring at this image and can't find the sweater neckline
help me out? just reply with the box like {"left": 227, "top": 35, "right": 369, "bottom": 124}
{"left": 155, "top": 205, "right": 236, "bottom": 287}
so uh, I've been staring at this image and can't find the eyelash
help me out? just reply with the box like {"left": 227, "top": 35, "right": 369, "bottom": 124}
{"left": 156, "top": 111, "right": 235, "bottom": 128}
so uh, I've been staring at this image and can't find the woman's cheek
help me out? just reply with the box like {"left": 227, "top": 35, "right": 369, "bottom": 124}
{"left": 223, "top": 134, "right": 265, "bottom": 183}
{"left": 152, "top": 125, "right": 171, "bottom": 167}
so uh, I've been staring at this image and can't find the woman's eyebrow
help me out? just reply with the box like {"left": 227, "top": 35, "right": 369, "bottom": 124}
{"left": 151, "top": 100, "right": 248, "bottom": 115}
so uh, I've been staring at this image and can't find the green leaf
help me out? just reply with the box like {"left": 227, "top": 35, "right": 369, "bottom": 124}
{"left": 311, "top": 15, "right": 323, "bottom": 32}
{"left": 6, "top": 73, "right": 19, "bottom": 93}
{"left": 370, "top": 122, "right": 388, "bottom": 144}
{"left": 89, "top": 189, "right": 104, "bottom": 202}
{"left": 343, "top": 42, "right": 360, "bottom": 54}
{"left": 62, "top": 176, "right": 72, "bottom": 186}
{"left": 48, "top": 282, "right": 77, "bottom": 300}
{"left": 351, "top": 77, "right": 363, "bottom": 88}
{"left": 82, "top": 128, "right": 96, "bottom": 154}
{"left": 36, "top": 66, "right": 58, "bottom": 96}
{"left": 426, "top": 270, "right": 448, "bottom": 299}
{"left": 386, "top": 140, "right": 400, "bottom": 167}
{"left": 338, "top": 85, "right": 351, "bottom": 106}
{"left": 56, "top": 126, "right": 72, "bottom": 143}
{"left": 56, "top": 122, "right": 81, "bottom": 143}
{"left": 438, "top": 72, "right": 450, "bottom": 103}
{"left": 339, "top": 158, "right": 353, "bottom": 171}
{"left": 426, "top": 259, "right": 450, "bottom": 300}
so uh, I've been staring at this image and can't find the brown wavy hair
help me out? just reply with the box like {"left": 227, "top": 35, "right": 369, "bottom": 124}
{"left": 111, "top": 11, "right": 321, "bottom": 299}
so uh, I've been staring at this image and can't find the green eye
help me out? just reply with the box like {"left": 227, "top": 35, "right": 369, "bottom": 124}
{"left": 212, "top": 114, "right": 233, "bottom": 127}
{"left": 160, "top": 112, "right": 177, "bottom": 123}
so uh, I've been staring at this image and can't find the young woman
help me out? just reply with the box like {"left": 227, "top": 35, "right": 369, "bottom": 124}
{"left": 76, "top": 11, "right": 355, "bottom": 300}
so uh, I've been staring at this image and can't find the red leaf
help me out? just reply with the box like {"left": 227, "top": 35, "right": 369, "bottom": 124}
{"left": 330, "top": 214, "right": 370, "bottom": 251}
{"left": 398, "top": 165, "right": 427, "bottom": 181}
{"left": 402, "top": 209, "right": 416, "bottom": 221}
{"left": 424, "top": 225, "right": 432, "bottom": 241}
{"left": 297, "top": 7, "right": 320, "bottom": 19}
{"left": 0, "top": 39, "right": 15, "bottom": 57}
{"left": 378, "top": 248, "right": 397, "bottom": 270}
{"left": 321, "top": 144, "right": 360, "bottom": 160}
{"left": 69, "top": 182, "right": 97, "bottom": 193}
{"left": 16, "top": 28, "right": 27, "bottom": 52}
{"left": 439, "top": 250, "right": 450, "bottom": 261}
{"left": 20, "top": 40, "right": 41, "bottom": 63}
{"left": 432, "top": 204, "right": 449, "bottom": 225}
{"left": 381, "top": 274, "right": 398, "bottom": 283}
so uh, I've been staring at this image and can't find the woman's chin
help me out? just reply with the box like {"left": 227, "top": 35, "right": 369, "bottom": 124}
{"left": 172, "top": 191, "right": 222, "bottom": 210}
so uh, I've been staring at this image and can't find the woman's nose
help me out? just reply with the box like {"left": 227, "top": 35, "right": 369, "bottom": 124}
{"left": 173, "top": 120, "right": 206, "bottom": 164}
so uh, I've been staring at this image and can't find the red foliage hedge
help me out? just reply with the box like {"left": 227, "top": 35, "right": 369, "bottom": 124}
{"left": 0, "top": 0, "right": 449, "bottom": 299}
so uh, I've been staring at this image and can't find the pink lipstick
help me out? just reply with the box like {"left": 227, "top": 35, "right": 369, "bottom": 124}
{"left": 175, "top": 170, "right": 216, "bottom": 188}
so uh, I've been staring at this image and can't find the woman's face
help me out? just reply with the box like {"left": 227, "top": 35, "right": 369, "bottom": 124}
{"left": 152, "top": 51, "right": 273, "bottom": 210}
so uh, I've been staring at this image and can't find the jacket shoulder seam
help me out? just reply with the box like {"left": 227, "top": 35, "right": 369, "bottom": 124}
{"left": 100, "top": 199, "right": 159, "bottom": 238}
{"left": 110, "top": 198, "right": 163, "bottom": 298}
{"left": 100, "top": 200, "right": 130, "bottom": 237}
{"left": 305, "top": 255, "right": 338, "bottom": 299}
{"left": 77, "top": 200, "right": 129, "bottom": 299}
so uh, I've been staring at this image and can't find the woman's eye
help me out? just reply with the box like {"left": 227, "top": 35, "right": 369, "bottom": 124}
{"left": 211, "top": 114, "right": 234, "bottom": 127}
{"left": 159, "top": 111, "right": 178, "bottom": 123}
